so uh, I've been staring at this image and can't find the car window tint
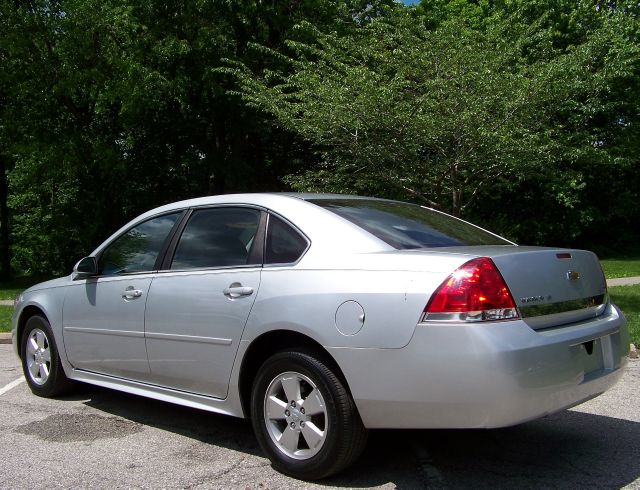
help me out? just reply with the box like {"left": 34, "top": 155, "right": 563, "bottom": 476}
{"left": 309, "top": 199, "right": 512, "bottom": 249}
{"left": 265, "top": 215, "right": 308, "bottom": 264}
{"left": 99, "top": 213, "right": 181, "bottom": 275}
{"left": 171, "top": 208, "right": 260, "bottom": 269}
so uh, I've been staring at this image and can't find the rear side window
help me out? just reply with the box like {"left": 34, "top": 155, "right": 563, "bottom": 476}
{"left": 310, "top": 199, "right": 511, "bottom": 249}
{"left": 171, "top": 207, "right": 261, "bottom": 269}
{"left": 265, "top": 215, "right": 308, "bottom": 264}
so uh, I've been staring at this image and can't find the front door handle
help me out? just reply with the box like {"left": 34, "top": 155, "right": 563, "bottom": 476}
{"left": 223, "top": 282, "right": 254, "bottom": 299}
{"left": 122, "top": 287, "right": 143, "bottom": 300}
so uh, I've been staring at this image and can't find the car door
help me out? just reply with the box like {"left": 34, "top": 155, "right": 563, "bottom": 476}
{"left": 144, "top": 206, "right": 263, "bottom": 398}
{"left": 62, "top": 211, "right": 183, "bottom": 381}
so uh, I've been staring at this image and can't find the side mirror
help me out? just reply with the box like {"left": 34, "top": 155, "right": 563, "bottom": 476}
{"left": 73, "top": 257, "right": 98, "bottom": 279}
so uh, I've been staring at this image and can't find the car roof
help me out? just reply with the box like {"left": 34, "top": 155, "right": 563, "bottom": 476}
{"left": 279, "top": 193, "right": 386, "bottom": 201}
{"left": 90, "top": 193, "right": 393, "bottom": 258}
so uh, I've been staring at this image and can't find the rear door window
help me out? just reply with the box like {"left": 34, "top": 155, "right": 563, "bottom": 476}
{"left": 171, "top": 207, "right": 261, "bottom": 269}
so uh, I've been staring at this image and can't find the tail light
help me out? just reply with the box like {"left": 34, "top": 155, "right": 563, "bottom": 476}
{"left": 422, "top": 257, "right": 519, "bottom": 322}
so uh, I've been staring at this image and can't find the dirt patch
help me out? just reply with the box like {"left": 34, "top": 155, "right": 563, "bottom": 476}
{"left": 15, "top": 413, "right": 143, "bottom": 442}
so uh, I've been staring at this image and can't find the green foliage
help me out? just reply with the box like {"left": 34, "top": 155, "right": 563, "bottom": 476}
{"left": 1, "top": 0, "right": 381, "bottom": 274}
{"left": 0, "top": 0, "right": 639, "bottom": 274}
{"left": 231, "top": 5, "right": 640, "bottom": 250}
{"left": 406, "top": 1, "right": 640, "bottom": 246}
{"left": 417, "top": 0, "right": 493, "bottom": 29}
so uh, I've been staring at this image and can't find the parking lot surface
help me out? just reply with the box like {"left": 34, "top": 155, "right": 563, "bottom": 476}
{"left": 0, "top": 344, "right": 639, "bottom": 489}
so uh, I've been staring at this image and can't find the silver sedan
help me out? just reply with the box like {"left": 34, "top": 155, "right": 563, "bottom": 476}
{"left": 11, "top": 193, "right": 629, "bottom": 479}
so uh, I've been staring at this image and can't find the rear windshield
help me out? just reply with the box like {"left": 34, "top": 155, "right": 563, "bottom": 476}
{"left": 309, "top": 199, "right": 512, "bottom": 249}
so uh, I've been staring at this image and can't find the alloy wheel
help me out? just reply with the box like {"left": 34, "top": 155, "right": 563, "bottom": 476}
{"left": 25, "top": 328, "right": 52, "bottom": 386}
{"left": 263, "top": 371, "right": 328, "bottom": 460}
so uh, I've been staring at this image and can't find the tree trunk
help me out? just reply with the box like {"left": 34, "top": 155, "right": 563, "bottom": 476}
{"left": 0, "top": 156, "right": 10, "bottom": 280}
{"left": 206, "top": 121, "right": 228, "bottom": 195}
{"left": 450, "top": 160, "right": 462, "bottom": 217}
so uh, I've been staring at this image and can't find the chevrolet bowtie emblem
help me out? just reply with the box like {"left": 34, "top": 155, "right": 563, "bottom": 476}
{"left": 566, "top": 271, "right": 581, "bottom": 281}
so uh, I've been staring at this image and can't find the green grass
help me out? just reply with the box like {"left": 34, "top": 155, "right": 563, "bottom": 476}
{"left": 600, "top": 257, "right": 640, "bottom": 279}
{"left": 0, "top": 288, "right": 23, "bottom": 301}
{"left": 609, "top": 284, "right": 640, "bottom": 348}
{"left": 0, "top": 306, "right": 13, "bottom": 333}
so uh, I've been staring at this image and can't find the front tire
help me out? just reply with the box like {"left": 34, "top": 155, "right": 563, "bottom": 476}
{"left": 21, "top": 315, "right": 73, "bottom": 397}
{"left": 251, "top": 350, "right": 368, "bottom": 480}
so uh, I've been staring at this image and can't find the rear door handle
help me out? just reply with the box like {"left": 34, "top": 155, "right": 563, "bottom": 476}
{"left": 223, "top": 283, "right": 254, "bottom": 299}
{"left": 122, "top": 287, "right": 143, "bottom": 300}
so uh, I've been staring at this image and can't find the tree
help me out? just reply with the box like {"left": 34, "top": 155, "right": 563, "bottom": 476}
{"left": 0, "top": 156, "right": 9, "bottom": 280}
{"left": 0, "top": 0, "right": 389, "bottom": 274}
{"left": 231, "top": 5, "right": 640, "bottom": 247}
{"left": 1, "top": 0, "right": 638, "bottom": 275}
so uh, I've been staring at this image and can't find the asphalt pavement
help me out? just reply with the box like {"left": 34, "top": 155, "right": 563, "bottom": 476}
{"left": 0, "top": 344, "right": 638, "bottom": 489}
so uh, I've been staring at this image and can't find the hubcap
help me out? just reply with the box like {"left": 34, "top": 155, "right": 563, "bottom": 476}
{"left": 26, "top": 328, "right": 51, "bottom": 386}
{"left": 263, "top": 371, "right": 327, "bottom": 460}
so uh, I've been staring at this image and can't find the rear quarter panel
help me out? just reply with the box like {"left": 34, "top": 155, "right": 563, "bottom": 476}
{"left": 243, "top": 253, "right": 471, "bottom": 349}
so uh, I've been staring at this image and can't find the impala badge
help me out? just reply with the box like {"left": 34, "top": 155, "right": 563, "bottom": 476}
{"left": 566, "top": 271, "right": 581, "bottom": 281}
{"left": 520, "top": 295, "right": 545, "bottom": 304}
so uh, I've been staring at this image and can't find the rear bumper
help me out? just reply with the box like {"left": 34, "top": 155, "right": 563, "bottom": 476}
{"left": 327, "top": 304, "right": 629, "bottom": 429}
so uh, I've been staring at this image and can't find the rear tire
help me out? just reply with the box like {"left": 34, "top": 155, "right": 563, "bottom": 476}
{"left": 251, "top": 350, "right": 368, "bottom": 480}
{"left": 20, "top": 315, "right": 73, "bottom": 397}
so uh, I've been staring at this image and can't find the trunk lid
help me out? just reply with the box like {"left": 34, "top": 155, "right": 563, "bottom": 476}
{"left": 486, "top": 247, "right": 608, "bottom": 329}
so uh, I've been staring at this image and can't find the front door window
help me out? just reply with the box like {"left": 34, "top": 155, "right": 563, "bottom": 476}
{"left": 99, "top": 212, "right": 181, "bottom": 275}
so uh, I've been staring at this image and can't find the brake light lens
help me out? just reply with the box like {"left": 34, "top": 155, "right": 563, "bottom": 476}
{"left": 422, "top": 257, "right": 519, "bottom": 322}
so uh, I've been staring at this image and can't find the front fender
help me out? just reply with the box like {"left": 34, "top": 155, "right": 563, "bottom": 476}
{"left": 12, "top": 286, "right": 67, "bottom": 365}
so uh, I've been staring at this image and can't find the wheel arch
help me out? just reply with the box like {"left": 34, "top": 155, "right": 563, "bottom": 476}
{"left": 15, "top": 305, "right": 48, "bottom": 359}
{"left": 238, "top": 330, "right": 352, "bottom": 418}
